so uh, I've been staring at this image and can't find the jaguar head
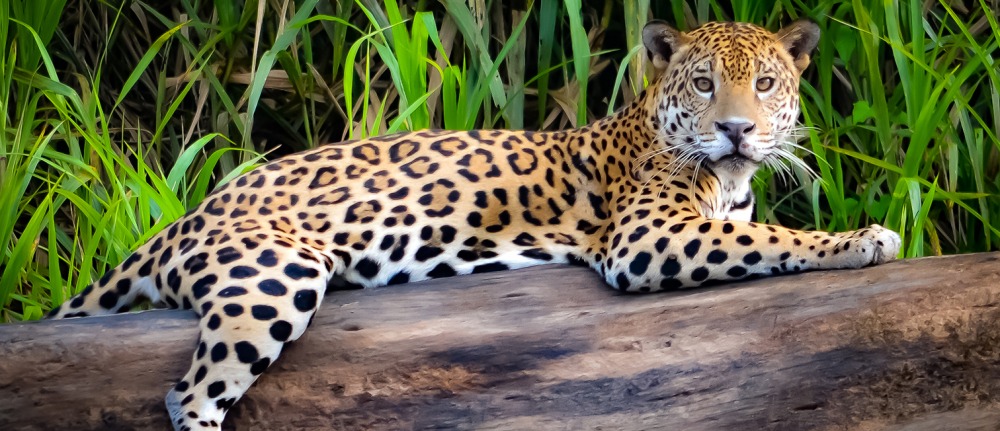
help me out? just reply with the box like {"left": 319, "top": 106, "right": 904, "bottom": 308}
{"left": 642, "top": 20, "right": 820, "bottom": 179}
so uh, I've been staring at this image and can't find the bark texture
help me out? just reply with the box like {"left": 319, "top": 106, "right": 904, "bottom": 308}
{"left": 2, "top": 253, "right": 1000, "bottom": 430}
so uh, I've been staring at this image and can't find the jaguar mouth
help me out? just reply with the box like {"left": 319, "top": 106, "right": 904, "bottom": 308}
{"left": 705, "top": 141, "right": 762, "bottom": 163}
{"left": 709, "top": 152, "right": 759, "bottom": 174}
{"left": 714, "top": 152, "right": 757, "bottom": 164}
{"left": 717, "top": 152, "right": 751, "bottom": 162}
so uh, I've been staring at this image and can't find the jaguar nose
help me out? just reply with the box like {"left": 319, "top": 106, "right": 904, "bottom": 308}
{"left": 714, "top": 121, "right": 756, "bottom": 147}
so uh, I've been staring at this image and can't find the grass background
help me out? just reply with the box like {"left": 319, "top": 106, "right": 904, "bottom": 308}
{"left": 1, "top": 0, "right": 998, "bottom": 322}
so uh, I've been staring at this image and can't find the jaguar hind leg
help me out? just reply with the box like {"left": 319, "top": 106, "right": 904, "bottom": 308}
{"left": 166, "top": 250, "right": 331, "bottom": 431}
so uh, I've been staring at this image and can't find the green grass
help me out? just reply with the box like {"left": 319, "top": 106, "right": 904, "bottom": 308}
{"left": 1, "top": 0, "right": 998, "bottom": 322}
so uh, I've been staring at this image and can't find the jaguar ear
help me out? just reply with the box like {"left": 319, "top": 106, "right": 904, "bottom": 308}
{"left": 642, "top": 20, "right": 685, "bottom": 70}
{"left": 775, "top": 20, "right": 820, "bottom": 72}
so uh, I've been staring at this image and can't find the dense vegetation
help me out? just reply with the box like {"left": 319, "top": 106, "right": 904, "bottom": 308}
{"left": 2, "top": 0, "right": 998, "bottom": 321}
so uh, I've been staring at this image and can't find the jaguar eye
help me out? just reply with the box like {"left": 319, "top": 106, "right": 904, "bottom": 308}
{"left": 755, "top": 77, "right": 774, "bottom": 92}
{"left": 693, "top": 78, "right": 714, "bottom": 93}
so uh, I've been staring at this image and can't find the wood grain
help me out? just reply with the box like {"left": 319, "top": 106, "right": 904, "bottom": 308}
{"left": 2, "top": 252, "right": 1000, "bottom": 430}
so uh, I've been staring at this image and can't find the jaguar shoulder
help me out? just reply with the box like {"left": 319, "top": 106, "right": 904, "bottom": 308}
{"left": 50, "top": 19, "right": 900, "bottom": 431}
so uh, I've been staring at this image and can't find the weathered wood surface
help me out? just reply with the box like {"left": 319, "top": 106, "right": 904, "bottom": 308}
{"left": 2, "top": 252, "right": 1000, "bottom": 431}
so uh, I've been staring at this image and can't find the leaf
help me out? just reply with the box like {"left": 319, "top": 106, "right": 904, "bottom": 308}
{"left": 831, "top": 23, "right": 856, "bottom": 63}
{"left": 863, "top": 193, "right": 889, "bottom": 221}
{"left": 851, "top": 100, "right": 874, "bottom": 124}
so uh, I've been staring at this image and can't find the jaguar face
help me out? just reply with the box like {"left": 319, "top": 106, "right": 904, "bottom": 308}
{"left": 642, "top": 20, "right": 820, "bottom": 178}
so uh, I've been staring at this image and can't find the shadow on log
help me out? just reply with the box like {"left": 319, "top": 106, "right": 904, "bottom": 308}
{"left": 3, "top": 253, "right": 1000, "bottom": 430}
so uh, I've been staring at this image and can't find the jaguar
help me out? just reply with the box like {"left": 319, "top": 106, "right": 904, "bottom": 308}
{"left": 49, "top": 19, "right": 901, "bottom": 430}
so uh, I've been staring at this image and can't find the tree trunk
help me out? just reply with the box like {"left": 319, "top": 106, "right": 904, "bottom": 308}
{"left": 2, "top": 253, "right": 1000, "bottom": 430}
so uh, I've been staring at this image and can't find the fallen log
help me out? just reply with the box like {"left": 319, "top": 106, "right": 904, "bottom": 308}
{"left": 2, "top": 252, "right": 1000, "bottom": 430}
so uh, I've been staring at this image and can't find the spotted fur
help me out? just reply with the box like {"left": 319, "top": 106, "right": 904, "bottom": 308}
{"left": 49, "top": 20, "right": 900, "bottom": 430}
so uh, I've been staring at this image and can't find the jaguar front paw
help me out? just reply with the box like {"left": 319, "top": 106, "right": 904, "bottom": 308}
{"left": 858, "top": 224, "right": 901, "bottom": 266}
